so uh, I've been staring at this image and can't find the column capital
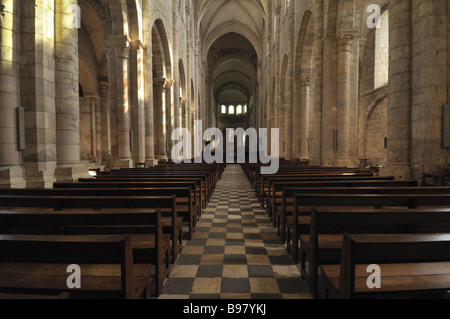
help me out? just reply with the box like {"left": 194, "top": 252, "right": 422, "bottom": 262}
{"left": 104, "top": 35, "right": 131, "bottom": 58}
{"left": 336, "top": 31, "right": 358, "bottom": 52}
{"left": 301, "top": 76, "right": 313, "bottom": 88}
{"left": 153, "top": 77, "right": 167, "bottom": 89}
{"left": 130, "top": 39, "right": 146, "bottom": 51}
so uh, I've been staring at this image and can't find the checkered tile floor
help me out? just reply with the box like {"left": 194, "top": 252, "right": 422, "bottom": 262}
{"left": 158, "top": 164, "right": 312, "bottom": 299}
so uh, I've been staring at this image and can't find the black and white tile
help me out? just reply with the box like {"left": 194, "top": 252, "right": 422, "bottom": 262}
{"left": 159, "top": 164, "right": 312, "bottom": 299}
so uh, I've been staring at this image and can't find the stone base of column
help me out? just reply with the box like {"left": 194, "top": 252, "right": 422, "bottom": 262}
{"left": 113, "top": 159, "right": 134, "bottom": 169}
{"left": 379, "top": 164, "right": 412, "bottom": 181}
{"left": 334, "top": 158, "right": 355, "bottom": 168}
{"left": 24, "top": 162, "right": 57, "bottom": 189}
{"left": 156, "top": 155, "right": 168, "bottom": 162}
{"left": 145, "top": 159, "right": 159, "bottom": 167}
{"left": 55, "top": 163, "right": 96, "bottom": 183}
{"left": 0, "top": 166, "right": 27, "bottom": 189}
{"left": 308, "top": 156, "right": 321, "bottom": 167}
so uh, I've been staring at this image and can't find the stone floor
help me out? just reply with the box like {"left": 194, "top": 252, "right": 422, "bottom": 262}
{"left": 158, "top": 164, "right": 313, "bottom": 299}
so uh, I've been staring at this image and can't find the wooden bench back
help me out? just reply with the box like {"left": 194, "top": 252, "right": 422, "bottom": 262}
{"left": 294, "top": 193, "right": 450, "bottom": 211}
{"left": 0, "top": 194, "right": 176, "bottom": 210}
{"left": 340, "top": 233, "right": 450, "bottom": 298}
{"left": 0, "top": 234, "right": 136, "bottom": 298}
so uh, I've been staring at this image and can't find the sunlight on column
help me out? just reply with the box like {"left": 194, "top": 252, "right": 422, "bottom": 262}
{"left": 1, "top": 0, "right": 14, "bottom": 62}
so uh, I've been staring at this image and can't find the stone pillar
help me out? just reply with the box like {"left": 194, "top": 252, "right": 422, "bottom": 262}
{"left": 205, "top": 78, "right": 213, "bottom": 130}
{"left": 0, "top": 0, "right": 26, "bottom": 188}
{"left": 153, "top": 78, "right": 168, "bottom": 160}
{"left": 94, "top": 96, "right": 102, "bottom": 163}
{"left": 106, "top": 36, "right": 133, "bottom": 168}
{"left": 300, "top": 76, "right": 312, "bottom": 160}
{"left": 99, "top": 81, "right": 111, "bottom": 163}
{"left": 384, "top": 0, "right": 412, "bottom": 179}
{"left": 410, "top": 0, "right": 448, "bottom": 180}
{"left": 165, "top": 79, "right": 174, "bottom": 158}
{"left": 21, "top": 0, "right": 58, "bottom": 188}
{"left": 55, "top": 0, "right": 80, "bottom": 166}
{"left": 89, "top": 97, "right": 97, "bottom": 162}
{"left": 310, "top": 0, "right": 323, "bottom": 166}
{"left": 335, "top": 32, "right": 355, "bottom": 167}
{"left": 321, "top": 33, "right": 337, "bottom": 166}
{"left": 130, "top": 40, "right": 146, "bottom": 164}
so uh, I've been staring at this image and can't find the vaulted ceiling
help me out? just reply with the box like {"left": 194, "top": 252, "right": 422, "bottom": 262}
{"left": 196, "top": 0, "right": 267, "bottom": 108}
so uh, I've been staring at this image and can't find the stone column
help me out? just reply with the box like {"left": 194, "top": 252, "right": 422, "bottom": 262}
{"left": 153, "top": 78, "right": 168, "bottom": 160}
{"left": 335, "top": 32, "right": 355, "bottom": 167}
{"left": 0, "top": 0, "right": 26, "bottom": 188}
{"left": 99, "top": 81, "right": 111, "bottom": 163}
{"left": 205, "top": 78, "right": 213, "bottom": 129}
{"left": 55, "top": 0, "right": 80, "bottom": 166}
{"left": 21, "top": 0, "right": 58, "bottom": 188}
{"left": 106, "top": 36, "right": 133, "bottom": 168}
{"left": 321, "top": 33, "right": 337, "bottom": 166}
{"left": 130, "top": 40, "right": 146, "bottom": 164}
{"left": 165, "top": 79, "right": 174, "bottom": 158}
{"left": 142, "top": 0, "right": 157, "bottom": 167}
{"left": 384, "top": 0, "right": 412, "bottom": 179}
{"left": 89, "top": 97, "right": 97, "bottom": 162}
{"left": 300, "top": 75, "right": 312, "bottom": 160}
{"left": 410, "top": 0, "right": 448, "bottom": 180}
{"left": 94, "top": 96, "right": 102, "bottom": 163}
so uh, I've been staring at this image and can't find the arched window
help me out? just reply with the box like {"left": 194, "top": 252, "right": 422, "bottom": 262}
{"left": 374, "top": 10, "right": 389, "bottom": 89}
{"left": 229, "top": 105, "right": 235, "bottom": 115}
{"left": 236, "top": 105, "right": 243, "bottom": 114}
{"left": 221, "top": 105, "right": 227, "bottom": 114}
{"left": 243, "top": 105, "right": 248, "bottom": 114}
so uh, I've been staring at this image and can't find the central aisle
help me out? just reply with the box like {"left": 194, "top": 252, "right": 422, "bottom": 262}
{"left": 159, "top": 164, "right": 312, "bottom": 299}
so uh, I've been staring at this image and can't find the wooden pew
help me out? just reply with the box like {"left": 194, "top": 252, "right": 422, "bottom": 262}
{"left": 0, "top": 187, "right": 196, "bottom": 241}
{"left": 77, "top": 176, "right": 206, "bottom": 212}
{"left": 320, "top": 233, "right": 450, "bottom": 299}
{"left": 108, "top": 165, "right": 220, "bottom": 193}
{"left": 278, "top": 184, "right": 444, "bottom": 242}
{"left": 269, "top": 178, "right": 418, "bottom": 212}
{"left": 54, "top": 180, "right": 201, "bottom": 219}
{"left": 287, "top": 193, "right": 450, "bottom": 265}
{"left": 96, "top": 171, "right": 214, "bottom": 203}
{"left": 303, "top": 207, "right": 450, "bottom": 298}
{"left": 0, "top": 207, "right": 168, "bottom": 297}
{"left": 0, "top": 234, "right": 151, "bottom": 299}
{"left": 0, "top": 194, "right": 181, "bottom": 264}
{"left": 0, "top": 292, "right": 71, "bottom": 299}
{"left": 257, "top": 173, "right": 380, "bottom": 203}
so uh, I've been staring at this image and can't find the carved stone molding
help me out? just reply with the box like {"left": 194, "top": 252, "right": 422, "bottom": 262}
{"left": 336, "top": 33, "right": 355, "bottom": 52}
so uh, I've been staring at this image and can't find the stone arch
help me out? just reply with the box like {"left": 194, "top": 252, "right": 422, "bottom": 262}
{"left": 151, "top": 19, "right": 172, "bottom": 160}
{"left": 201, "top": 20, "right": 262, "bottom": 62}
{"left": 363, "top": 95, "right": 388, "bottom": 167}
{"left": 179, "top": 59, "right": 187, "bottom": 128}
{"left": 279, "top": 54, "right": 289, "bottom": 158}
{"left": 294, "top": 10, "right": 315, "bottom": 160}
{"left": 78, "top": 0, "right": 108, "bottom": 163}
{"left": 126, "top": 0, "right": 143, "bottom": 42}
{"left": 152, "top": 19, "right": 172, "bottom": 79}
{"left": 295, "top": 11, "right": 315, "bottom": 76}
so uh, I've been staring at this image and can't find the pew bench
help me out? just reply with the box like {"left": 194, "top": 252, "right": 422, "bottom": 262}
{"left": 0, "top": 207, "right": 169, "bottom": 296}
{"left": 320, "top": 233, "right": 450, "bottom": 299}
{"left": 0, "top": 187, "right": 197, "bottom": 241}
{"left": 287, "top": 193, "right": 450, "bottom": 265}
{"left": 0, "top": 194, "right": 182, "bottom": 264}
{"left": 257, "top": 173, "right": 380, "bottom": 204}
{"left": 301, "top": 207, "right": 450, "bottom": 298}
{"left": 75, "top": 177, "right": 205, "bottom": 214}
{"left": 0, "top": 234, "right": 151, "bottom": 299}
{"left": 54, "top": 180, "right": 201, "bottom": 219}
{"left": 277, "top": 184, "right": 446, "bottom": 242}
